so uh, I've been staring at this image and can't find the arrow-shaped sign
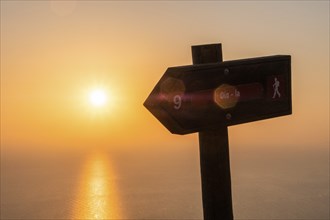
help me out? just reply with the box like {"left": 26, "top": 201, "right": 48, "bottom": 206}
{"left": 144, "top": 55, "right": 291, "bottom": 135}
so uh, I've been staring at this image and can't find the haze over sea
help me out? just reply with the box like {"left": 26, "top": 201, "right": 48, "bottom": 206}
{"left": 1, "top": 144, "right": 328, "bottom": 219}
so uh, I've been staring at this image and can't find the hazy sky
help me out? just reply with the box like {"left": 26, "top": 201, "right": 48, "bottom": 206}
{"left": 1, "top": 1, "right": 329, "bottom": 154}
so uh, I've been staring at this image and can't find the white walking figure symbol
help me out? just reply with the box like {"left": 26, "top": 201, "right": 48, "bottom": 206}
{"left": 272, "top": 77, "right": 281, "bottom": 98}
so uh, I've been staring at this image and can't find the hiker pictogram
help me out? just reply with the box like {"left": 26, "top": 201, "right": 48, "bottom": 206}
{"left": 273, "top": 77, "right": 281, "bottom": 98}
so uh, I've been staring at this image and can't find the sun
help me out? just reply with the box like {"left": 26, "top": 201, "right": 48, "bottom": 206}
{"left": 89, "top": 89, "right": 107, "bottom": 107}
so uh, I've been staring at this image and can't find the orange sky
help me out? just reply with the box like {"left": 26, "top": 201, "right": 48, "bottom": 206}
{"left": 1, "top": 1, "right": 329, "bottom": 154}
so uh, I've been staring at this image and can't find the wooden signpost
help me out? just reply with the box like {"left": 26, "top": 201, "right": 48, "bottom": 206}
{"left": 144, "top": 43, "right": 292, "bottom": 220}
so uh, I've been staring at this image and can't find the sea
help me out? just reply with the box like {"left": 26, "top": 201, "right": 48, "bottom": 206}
{"left": 1, "top": 146, "right": 329, "bottom": 220}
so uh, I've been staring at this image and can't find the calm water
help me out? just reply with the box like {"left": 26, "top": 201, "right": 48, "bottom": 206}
{"left": 1, "top": 147, "right": 329, "bottom": 219}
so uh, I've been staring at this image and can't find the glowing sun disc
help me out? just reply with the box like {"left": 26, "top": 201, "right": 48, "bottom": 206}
{"left": 89, "top": 89, "right": 107, "bottom": 107}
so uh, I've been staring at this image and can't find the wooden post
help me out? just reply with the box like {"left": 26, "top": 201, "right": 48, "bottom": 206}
{"left": 192, "top": 44, "right": 234, "bottom": 220}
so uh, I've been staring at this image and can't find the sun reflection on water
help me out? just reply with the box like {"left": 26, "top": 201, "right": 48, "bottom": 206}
{"left": 72, "top": 151, "right": 122, "bottom": 219}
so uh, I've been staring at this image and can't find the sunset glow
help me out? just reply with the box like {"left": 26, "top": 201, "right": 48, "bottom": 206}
{"left": 89, "top": 89, "right": 107, "bottom": 107}
{"left": 1, "top": 1, "right": 329, "bottom": 219}
{"left": 72, "top": 152, "right": 122, "bottom": 219}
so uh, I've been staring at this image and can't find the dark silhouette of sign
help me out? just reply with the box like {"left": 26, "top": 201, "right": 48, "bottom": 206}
{"left": 143, "top": 43, "right": 292, "bottom": 220}
{"left": 144, "top": 55, "right": 291, "bottom": 134}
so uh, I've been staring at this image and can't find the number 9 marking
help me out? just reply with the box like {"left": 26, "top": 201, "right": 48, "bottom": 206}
{"left": 173, "top": 95, "right": 182, "bottom": 110}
